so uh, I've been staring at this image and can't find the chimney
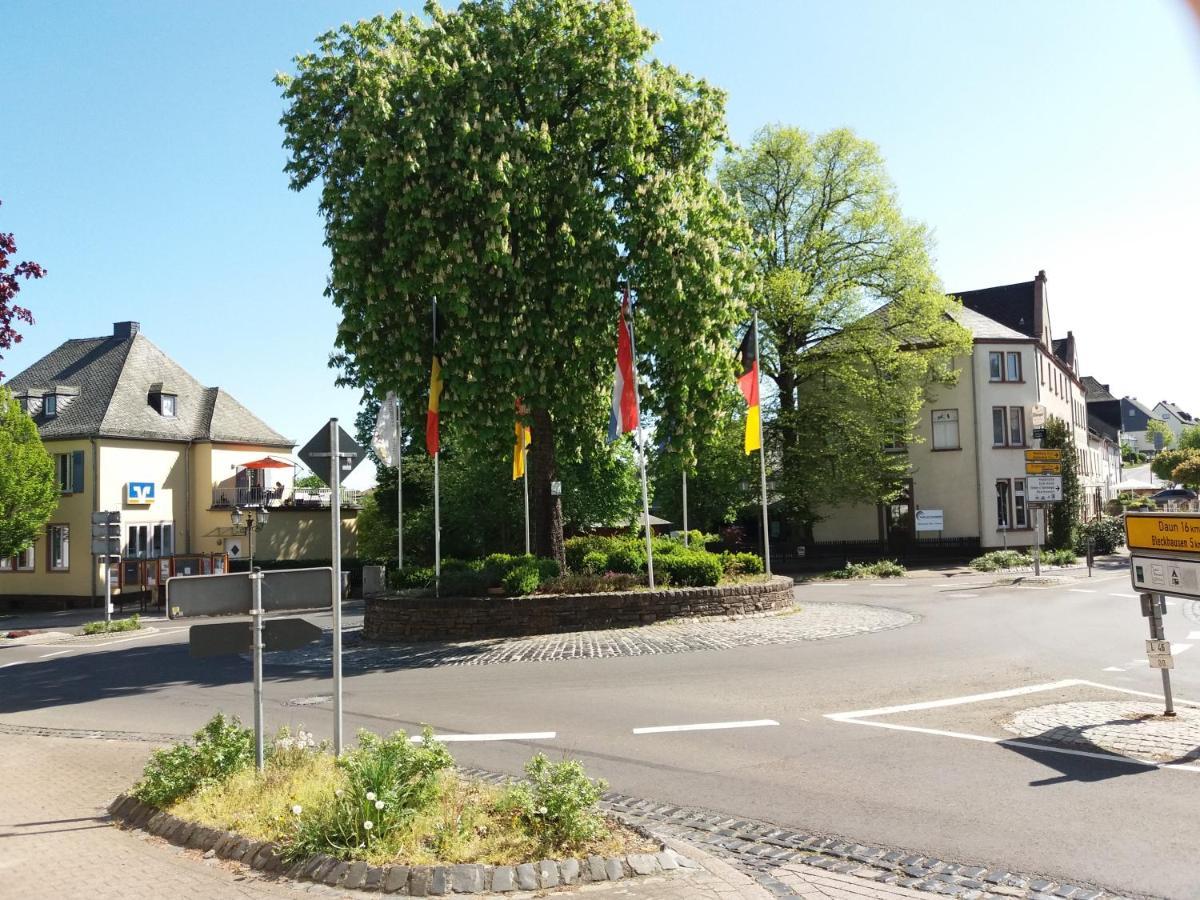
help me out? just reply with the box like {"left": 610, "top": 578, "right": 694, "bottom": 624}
{"left": 113, "top": 321, "right": 141, "bottom": 339}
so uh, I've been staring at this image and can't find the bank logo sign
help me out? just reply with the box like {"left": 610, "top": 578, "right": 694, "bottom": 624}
{"left": 127, "top": 481, "right": 156, "bottom": 505}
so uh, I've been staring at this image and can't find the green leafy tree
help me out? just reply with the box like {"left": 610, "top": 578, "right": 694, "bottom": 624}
{"left": 1041, "top": 416, "right": 1081, "bottom": 550}
{"left": 1120, "top": 440, "right": 1145, "bottom": 465}
{"left": 1145, "top": 419, "right": 1173, "bottom": 451}
{"left": 1151, "top": 448, "right": 1200, "bottom": 483}
{"left": 294, "top": 473, "right": 325, "bottom": 490}
{"left": 0, "top": 388, "right": 58, "bottom": 558}
{"left": 277, "top": 1, "right": 756, "bottom": 564}
{"left": 717, "top": 126, "right": 971, "bottom": 531}
{"left": 1172, "top": 456, "right": 1200, "bottom": 490}
{"left": 1178, "top": 425, "right": 1200, "bottom": 451}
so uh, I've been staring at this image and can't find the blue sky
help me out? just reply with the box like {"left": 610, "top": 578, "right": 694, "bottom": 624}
{"left": 4, "top": 1, "right": 1199, "bottom": 486}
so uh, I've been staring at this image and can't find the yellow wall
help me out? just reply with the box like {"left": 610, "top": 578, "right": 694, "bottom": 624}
{"left": 253, "top": 510, "right": 359, "bottom": 561}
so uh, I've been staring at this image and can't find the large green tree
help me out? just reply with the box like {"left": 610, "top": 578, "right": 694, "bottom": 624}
{"left": 278, "top": 0, "right": 755, "bottom": 564}
{"left": 717, "top": 126, "right": 970, "bottom": 530}
{"left": 0, "top": 388, "right": 58, "bottom": 558}
{"left": 1151, "top": 448, "right": 1200, "bottom": 483}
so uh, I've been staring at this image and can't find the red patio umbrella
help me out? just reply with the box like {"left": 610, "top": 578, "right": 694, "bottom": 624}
{"left": 240, "top": 457, "right": 293, "bottom": 470}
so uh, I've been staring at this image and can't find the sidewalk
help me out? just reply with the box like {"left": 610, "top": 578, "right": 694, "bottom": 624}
{"left": 0, "top": 731, "right": 928, "bottom": 899}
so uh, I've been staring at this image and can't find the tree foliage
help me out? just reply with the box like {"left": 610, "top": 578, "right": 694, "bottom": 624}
{"left": 717, "top": 126, "right": 970, "bottom": 527}
{"left": 1172, "top": 455, "right": 1200, "bottom": 490}
{"left": 1151, "top": 448, "right": 1199, "bottom": 484}
{"left": 1145, "top": 419, "right": 1173, "bottom": 451}
{"left": 277, "top": 0, "right": 756, "bottom": 563}
{"left": 1041, "top": 416, "right": 1081, "bottom": 550}
{"left": 0, "top": 388, "right": 58, "bottom": 558}
{"left": 1179, "top": 425, "right": 1200, "bottom": 451}
{"left": 0, "top": 200, "right": 45, "bottom": 380}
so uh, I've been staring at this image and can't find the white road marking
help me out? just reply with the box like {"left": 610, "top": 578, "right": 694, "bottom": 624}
{"left": 88, "top": 630, "right": 169, "bottom": 648}
{"left": 1068, "top": 589, "right": 1097, "bottom": 594}
{"left": 1172, "top": 643, "right": 1193, "bottom": 655}
{"left": 39, "top": 649, "right": 73, "bottom": 659}
{"left": 945, "top": 593, "right": 979, "bottom": 599}
{"left": 632, "top": 719, "right": 779, "bottom": 735}
{"left": 1188, "top": 631, "right": 1200, "bottom": 641}
{"left": 1109, "top": 592, "right": 1139, "bottom": 599}
{"left": 409, "top": 732, "right": 556, "bottom": 743}
{"left": 1102, "top": 666, "right": 1125, "bottom": 672}
{"left": 0, "top": 661, "right": 27, "bottom": 669}
{"left": 826, "top": 680, "right": 1081, "bottom": 721}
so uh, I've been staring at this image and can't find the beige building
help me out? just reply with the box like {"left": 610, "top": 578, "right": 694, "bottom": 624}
{"left": 814, "top": 272, "right": 1096, "bottom": 550}
{"left": 1, "top": 322, "right": 356, "bottom": 606}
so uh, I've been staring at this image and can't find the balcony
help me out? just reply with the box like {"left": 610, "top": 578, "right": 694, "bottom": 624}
{"left": 211, "top": 486, "right": 364, "bottom": 510}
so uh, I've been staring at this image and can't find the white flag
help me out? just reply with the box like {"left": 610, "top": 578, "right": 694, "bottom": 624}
{"left": 372, "top": 392, "right": 399, "bottom": 466}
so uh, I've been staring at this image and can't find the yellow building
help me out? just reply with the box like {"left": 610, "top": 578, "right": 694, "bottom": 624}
{"left": 1, "top": 321, "right": 356, "bottom": 607}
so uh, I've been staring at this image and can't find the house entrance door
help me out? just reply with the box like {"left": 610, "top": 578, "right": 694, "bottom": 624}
{"left": 885, "top": 479, "right": 915, "bottom": 551}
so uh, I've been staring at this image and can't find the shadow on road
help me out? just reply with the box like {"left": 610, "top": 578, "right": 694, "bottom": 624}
{"left": 1000, "top": 721, "right": 1161, "bottom": 786}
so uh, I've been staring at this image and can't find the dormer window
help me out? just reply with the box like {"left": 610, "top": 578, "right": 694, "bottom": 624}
{"left": 161, "top": 394, "right": 177, "bottom": 417}
{"left": 148, "top": 383, "right": 177, "bottom": 418}
{"left": 43, "top": 394, "right": 58, "bottom": 418}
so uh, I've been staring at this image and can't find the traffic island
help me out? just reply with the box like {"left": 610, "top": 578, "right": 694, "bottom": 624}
{"left": 363, "top": 575, "right": 796, "bottom": 642}
{"left": 1002, "top": 700, "right": 1200, "bottom": 763}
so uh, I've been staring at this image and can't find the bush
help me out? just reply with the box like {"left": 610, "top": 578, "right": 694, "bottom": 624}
{"left": 564, "top": 536, "right": 620, "bottom": 571}
{"left": 535, "top": 557, "right": 561, "bottom": 581}
{"left": 539, "top": 573, "right": 646, "bottom": 594}
{"left": 391, "top": 566, "right": 435, "bottom": 590}
{"left": 439, "top": 569, "right": 488, "bottom": 596}
{"left": 969, "top": 550, "right": 1033, "bottom": 572}
{"left": 580, "top": 550, "right": 609, "bottom": 575}
{"left": 498, "top": 754, "right": 607, "bottom": 852}
{"left": 82, "top": 614, "right": 140, "bottom": 635}
{"left": 1074, "top": 517, "right": 1125, "bottom": 555}
{"left": 605, "top": 544, "right": 645, "bottom": 574}
{"left": 721, "top": 552, "right": 764, "bottom": 577}
{"left": 133, "top": 713, "right": 254, "bottom": 807}
{"left": 825, "top": 560, "right": 905, "bottom": 579}
{"left": 656, "top": 549, "right": 723, "bottom": 587}
{"left": 1045, "top": 548, "right": 1078, "bottom": 566}
{"left": 503, "top": 562, "right": 542, "bottom": 596}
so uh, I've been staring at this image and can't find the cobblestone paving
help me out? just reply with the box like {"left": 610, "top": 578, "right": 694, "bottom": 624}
{"left": 263, "top": 602, "right": 916, "bottom": 673}
{"left": 1002, "top": 701, "right": 1200, "bottom": 763}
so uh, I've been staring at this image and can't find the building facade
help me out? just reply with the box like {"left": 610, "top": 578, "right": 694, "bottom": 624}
{"left": 1, "top": 322, "right": 357, "bottom": 605}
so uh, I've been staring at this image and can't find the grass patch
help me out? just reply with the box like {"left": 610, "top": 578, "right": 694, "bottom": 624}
{"left": 82, "top": 614, "right": 140, "bottom": 635}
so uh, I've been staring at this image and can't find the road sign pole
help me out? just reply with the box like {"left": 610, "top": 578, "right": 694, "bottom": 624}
{"left": 1033, "top": 507, "right": 1042, "bottom": 577}
{"left": 104, "top": 556, "right": 112, "bottom": 623}
{"left": 250, "top": 568, "right": 265, "bottom": 770}
{"left": 1147, "top": 593, "right": 1176, "bottom": 717}
{"left": 330, "top": 418, "right": 344, "bottom": 755}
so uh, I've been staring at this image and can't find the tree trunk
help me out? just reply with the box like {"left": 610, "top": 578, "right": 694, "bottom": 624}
{"left": 530, "top": 408, "right": 566, "bottom": 567}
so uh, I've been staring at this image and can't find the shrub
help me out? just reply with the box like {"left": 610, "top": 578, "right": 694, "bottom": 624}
{"left": 391, "top": 566, "right": 435, "bottom": 590}
{"left": 721, "top": 552, "right": 764, "bottom": 577}
{"left": 1046, "top": 548, "right": 1078, "bottom": 566}
{"left": 133, "top": 713, "right": 254, "bottom": 807}
{"left": 539, "top": 572, "right": 646, "bottom": 594}
{"left": 564, "top": 536, "right": 620, "bottom": 571}
{"left": 535, "top": 557, "right": 561, "bottom": 581}
{"left": 440, "top": 569, "right": 488, "bottom": 596}
{"left": 1074, "top": 517, "right": 1125, "bottom": 555}
{"left": 969, "top": 550, "right": 1033, "bottom": 572}
{"left": 580, "top": 550, "right": 608, "bottom": 575}
{"left": 663, "top": 530, "right": 719, "bottom": 549}
{"left": 656, "top": 549, "right": 723, "bottom": 587}
{"left": 605, "top": 544, "right": 645, "bottom": 574}
{"left": 869, "top": 559, "right": 906, "bottom": 578}
{"left": 82, "top": 614, "right": 140, "bottom": 635}
{"left": 498, "top": 754, "right": 607, "bottom": 852}
{"left": 503, "top": 562, "right": 542, "bottom": 596}
{"left": 481, "top": 552, "right": 519, "bottom": 583}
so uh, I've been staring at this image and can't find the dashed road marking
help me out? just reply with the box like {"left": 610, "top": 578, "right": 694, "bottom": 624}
{"left": 1109, "top": 593, "right": 1139, "bottom": 599}
{"left": 1068, "top": 589, "right": 1097, "bottom": 594}
{"left": 410, "top": 731, "right": 556, "bottom": 743}
{"left": 0, "top": 661, "right": 27, "bottom": 669}
{"left": 945, "top": 593, "right": 979, "bottom": 599}
{"left": 1102, "top": 666, "right": 1125, "bottom": 672}
{"left": 38, "top": 649, "right": 73, "bottom": 659}
{"left": 1188, "top": 631, "right": 1200, "bottom": 641}
{"left": 632, "top": 719, "right": 779, "bottom": 735}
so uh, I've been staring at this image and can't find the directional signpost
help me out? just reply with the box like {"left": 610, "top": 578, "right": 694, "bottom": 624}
{"left": 298, "top": 419, "right": 366, "bottom": 755}
{"left": 91, "top": 511, "right": 121, "bottom": 622}
{"left": 167, "top": 567, "right": 334, "bottom": 770}
{"left": 1124, "top": 512, "right": 1200, "bottom": 716}
{"left": 1024, "top": 450, "right": 1062, "bottom": 576}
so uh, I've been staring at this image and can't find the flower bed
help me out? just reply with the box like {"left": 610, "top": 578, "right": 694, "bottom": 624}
{"left": 110, "top": 715, "right": 682, "bottom": 895}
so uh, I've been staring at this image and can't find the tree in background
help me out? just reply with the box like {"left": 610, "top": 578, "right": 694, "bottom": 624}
{"left": 1120, "top": 440, "right": 1146, "bottom": 466}
{"left": 1145, "top": 419, "right": 1174, "bottom": 452}
{"left": 1178, "top": 425, "right": 1200, "bottom": 451}
{"left": 1, "top": 201, "right": 46, "bottom": 379}
{"left": 1172, "top": 456, "right": 1200, "bottom": 490}
{"left": 1041, "top": 416, "right": 1081, "bottom": 550}
{"left": 0, "top": 388, "right": 58, "bottom": 558}
{"left": 277, "top": 0, "right": 755, "bottom": 565}
{"left": 717, "top": 126, "right": 970, "bottom": 533}
{"left": 1151, "top": 448, "right": 1200, "bottom": 484}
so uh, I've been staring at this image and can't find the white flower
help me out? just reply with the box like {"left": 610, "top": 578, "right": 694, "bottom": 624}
{"left": 335, "top": 789, "right": 344, "bottom": 798}
{"left": 374, "top": 800, "right": 385, "bottom": 810}
{"left": 365, "top": 791, "right": 377, "bottom": 802}
{"left": 538, "top": 806, "right": 548, "bottom": 815}
{"left": 291, "top": 804, "right": 303, "bottom": 816}
{"left": 363, "top": 820, "right": 374, "bottom": 831}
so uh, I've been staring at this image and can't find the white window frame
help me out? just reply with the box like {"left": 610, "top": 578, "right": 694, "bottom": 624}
{"left": 989, "top": 352, "right": 1003, "bottom": 381}
{"left": 160, "top": 394, "right": 177, "bottom": 417}
{"left": 996, "top": 480, "right": 1011, "bottom": 528}
{"left": 932, "top": 409, "right": 960, "bottom": 450}
{"left": 1008, "top": 407, "right": 1025, "bottom": 447}
{"left": 992, "top": 407, "right": 1007, "bottom": 446}
{"left": 43, "top": 394, "right": 58, "bottom": 418}
{"left": 48, "top": 524, "right": 69, "bottom": 572}
{"left": 1006, "top": 352, "right": 1021, "bottom": 382}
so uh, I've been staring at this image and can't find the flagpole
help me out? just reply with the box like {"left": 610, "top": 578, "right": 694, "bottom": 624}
{"left": 754, "top": 309, "right": 771, "bottom": 576}
{"left": 395, "top": 394, "right": 403, "bottom": 571}
{"left": 624, "top": 285, "right": 656, "bottom": 589}
{"left": 681, "top": 467, "right": 689, "bottom": 546}
{"left": 523, "top": 448, "right": 531, "bottom": 556}
{"left": 432, "top": 298, "right": 441, "bottom": 597}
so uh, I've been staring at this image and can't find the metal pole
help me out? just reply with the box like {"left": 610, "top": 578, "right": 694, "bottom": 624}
{"left": 104, "top": 556, "right": 112, "bottom": 623}
{"left": 754, "top": 311, "right": 771, "bottom": 576}
{"left": 1150, "top": 594, "right": 1176, "bottom": 716}
{"left": 330, "top": 418, "right": 343, "bottom": 754}
{"left": 624, "top": 287, "right": 655, "bottom": 589}
{"left": 523, "top": 454, "right": 531, "bottom": 556}
{"left": 403, "top": 398, "right": 408, "bottom": 573}
{"left": 250, "top": 567, "right": 265, "bottom": 771}
{"left": 432, "top": 298, "right": 441, "bottom": 595}
{"left": 1033, "top": 507, "right": 1042, "bottom": 576}
{"left": 682, "top": 468, "right": 689, "bottom": 546}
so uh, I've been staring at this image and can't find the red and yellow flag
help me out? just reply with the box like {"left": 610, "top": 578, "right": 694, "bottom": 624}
{"left": 512, "top": 419, "right": 532, "bottom": 480}
{"left": 425, "top": 355, "right": 443, "bottom": 455}
{"left": 737, "top": 322, "right": 761, "bottom": 454}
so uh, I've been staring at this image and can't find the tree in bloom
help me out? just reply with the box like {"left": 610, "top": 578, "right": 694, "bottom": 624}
{"left": 0, "top": 200, "right": 45, "bottom": 380}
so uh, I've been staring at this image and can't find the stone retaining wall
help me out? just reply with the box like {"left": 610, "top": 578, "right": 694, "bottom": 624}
{"left": 363, "top": 575, "right": 795, "bottom": 642}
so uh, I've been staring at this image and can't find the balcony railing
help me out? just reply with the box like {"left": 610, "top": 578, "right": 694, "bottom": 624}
{"left": 211, "top": 486, "right": 364, "bottom": 510}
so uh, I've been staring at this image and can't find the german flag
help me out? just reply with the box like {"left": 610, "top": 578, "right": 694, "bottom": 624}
{"left": 737, "top": 322, "right": 761, "bottom": 454}
{"left": 426, "top": 354, "right": 443, "bottom": 455}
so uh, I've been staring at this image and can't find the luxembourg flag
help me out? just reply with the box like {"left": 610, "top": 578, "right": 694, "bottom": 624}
{"left": 607, "top": 293, "right": 639, "bottom": 443}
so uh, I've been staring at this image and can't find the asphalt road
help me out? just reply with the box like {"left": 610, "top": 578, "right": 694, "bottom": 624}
{"left": 3, "top": 563, "right": 1198, "bottom": 898}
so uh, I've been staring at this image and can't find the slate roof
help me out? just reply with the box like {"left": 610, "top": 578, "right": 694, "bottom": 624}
{"left": 1081, "top": 376, "right": 1115, "bottom": 401}
{"left": 945, "top": 304, "right": 1030, "bottom": 341}
{"left": 5, "top": 325, "right": 292, "bottom": 447}
{"left": 950, "top": 280, "right": 1037, "bottom": 339}
{"left": 1158, "top": 401, "right": 1194, "bottom": 424}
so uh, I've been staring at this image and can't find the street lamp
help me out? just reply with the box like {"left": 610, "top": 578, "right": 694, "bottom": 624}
{"left": 231, "top": 506, "right": 270, "bottom": 570}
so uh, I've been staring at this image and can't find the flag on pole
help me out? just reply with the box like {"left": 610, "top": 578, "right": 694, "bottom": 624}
{"left": 737, "top": 321, "right": 761, "bottom": 454}
{"left": 372, "top": 392, "right": 400, "bottom": 466}
{"left": 512, "top": 413, "right": 531, "bottom": 480}
{"left": 426, "top": 356, "right": 443, "bottom": 455}
{"left": 607, "top": 294, "right": 638, "bottom": 443}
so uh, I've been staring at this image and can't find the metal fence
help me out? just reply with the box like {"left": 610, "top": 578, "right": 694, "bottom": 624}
{"left": 211, "top": 486, "right": 365, "bottom": 510}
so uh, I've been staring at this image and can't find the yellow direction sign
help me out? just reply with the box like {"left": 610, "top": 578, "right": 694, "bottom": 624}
{"left": 1126, "top": 513, "right": 1200, "bottom": 555}
{"left": 1025, "top": 462, "right": 1062, "bottom": 475}
{"left": 1024, "top": 449, "right": 1062, "bottom": 463}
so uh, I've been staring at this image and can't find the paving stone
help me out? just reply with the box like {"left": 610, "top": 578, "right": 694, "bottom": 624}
{"left": 450, "top": 863, "right": 485, "bottom": 893}
{"left": 324, "top": 861, "right": 351, "bottom": 886}
{"left": 958, "top": 865, "right": 986, "bottom": 878}
{"left": 559, "top": 858, "right": 581, "bottom": 884}
{"left": 515, "top": 862, "right": 538, "bottom": 891}
{"left": 604, "top": 857, "right": 625, "bottom": 881}
{"left": 384, "top": 864, "right": 410, "bottom": 893}
{"left": 1073, "top": 890, "right": 1103, "bottom": 900}
{"left": 627, "top": 853, "right": 659, "bottom": 876}
{"left": 430, "top": 866, "right": 450, "bottom": 895}
{"left": 306, "top": 854, "right": 336, "bottom": 881}
{"left": 409, "top": 865, "right": 432, "bottom": 896}
{"left": 490, "top": 866, "right": 515, "bottom": 892}
{"left": 344, "top": 860, "right": 369, "bottom": 889}
{"left": 364, "top": 864, "right": 386, "bottom": 891}
{"left": 587, "top": 855, "right": 607, "bottom": 881}
{"left": 537, "top": 859, "right": 560, "bottom": 888}
{"left": 655, "top": 851, "right": 678, "bottom": 872}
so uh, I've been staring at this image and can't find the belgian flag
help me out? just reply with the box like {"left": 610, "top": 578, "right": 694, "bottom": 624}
{"left": 425, "top": 355, "right": 442, "bottom": 455}
{"left": 737, "top": 321, "right": 761, "bottom": 454}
